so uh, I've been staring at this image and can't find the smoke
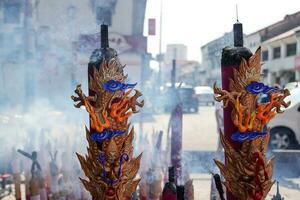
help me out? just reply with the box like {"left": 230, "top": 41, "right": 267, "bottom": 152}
{"left": 0, "top": 0, "right": 92, "bottom": 189}
{"left": 2, "top": 1, "right": 298, "bottom": 199}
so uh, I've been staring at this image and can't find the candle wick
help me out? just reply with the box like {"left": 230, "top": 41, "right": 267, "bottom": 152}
{"left": 236, "top": 4, "right": 239, "bottom": 22}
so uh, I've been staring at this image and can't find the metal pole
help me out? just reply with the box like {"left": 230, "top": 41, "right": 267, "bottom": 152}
{"left": 171, "top": 48, "right": 177, "bottom": 89}
{"left": 23, "top": 0, "right": 35, "bottom": 109}
{"left": 158, "top": 0, "right": 163, "bottom": 87}
{"left": 171, "top": 59, "right": 176, "bottom": 89}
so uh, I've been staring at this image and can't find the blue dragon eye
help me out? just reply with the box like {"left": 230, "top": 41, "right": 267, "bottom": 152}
{"left": 103, "top": 80, "right": 137, "bottom": 92}
{"left": 103, "top": 80, "right": 123, "bottom": 92}
{"left": 246, "top": 81, "right": 265, "bottom": 94}
{"left": 246, "top": 81, "right": 278, "bottom": 94}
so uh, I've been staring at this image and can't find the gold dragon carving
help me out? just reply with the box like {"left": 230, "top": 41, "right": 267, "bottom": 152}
{"left": 71, "top": 58, "right": 144, "bottom": 200}
{"left": 213, "top": 47, "right": 290, "bottom": 200}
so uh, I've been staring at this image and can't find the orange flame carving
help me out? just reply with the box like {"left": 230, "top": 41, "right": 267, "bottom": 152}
{"left": 233, "top": 96, "right": 257, "bottom": 132}
{"left": 256, "top": 93, "right": 280, "bottom": 125}
{"left": 110, "top": 90, "right": 133, "bottom": 123}
{"left": 84, "top": 100, "right": 110, "bottom": 132}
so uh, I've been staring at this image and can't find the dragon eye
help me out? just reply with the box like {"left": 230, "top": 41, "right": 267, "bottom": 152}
{"left": 103, "top": 80, "right": 137, "bottom": 92}
{"left": 103, "top": 80, "right": 123, "bottom": 92}
{"left": 246, "top": 81, "right": 278, "bottom": 94}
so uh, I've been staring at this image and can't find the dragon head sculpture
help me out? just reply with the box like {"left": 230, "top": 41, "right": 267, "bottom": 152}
{"left": 214, "top": 47, "right": 290, "bottom": 200}
{"left": 72, "top": 57, "right": 144, "bottom": 200}
{"left": 214, "top": 47, "right": 290, "bottom": 141}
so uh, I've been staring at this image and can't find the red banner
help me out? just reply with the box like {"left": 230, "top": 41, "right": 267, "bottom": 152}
{"left": 148, "top": 18, "right": 156, "bottom": 36}
{"left": 295, "top": 55, "right": 300, "bottom": 71}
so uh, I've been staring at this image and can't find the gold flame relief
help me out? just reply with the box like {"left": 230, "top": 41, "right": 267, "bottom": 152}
{"left": 71, "top": 58, "right": 144, "bottom": 200}
{"left": 213, "top": 47, "right": 290, "bottom": 200}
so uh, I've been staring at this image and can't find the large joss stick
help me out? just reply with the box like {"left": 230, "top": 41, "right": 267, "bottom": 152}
{"left": 170, "top": 58, "right": 183, "bottom": 184}
{"left": 170, "top": 103, "right": 183, "bottom": 184}
{"left": 17, "top": 150, "right": 47, "bottom": 200}
{"left": 12, "top": 150, "right": 21, "bottom": 200}
{"left": 71, "top": 24, "right": 144, "bottom": 199}
{"left": 162, "top": 167, "right": 177, "bottom": 200}
{"left": 213, "top": 21, "right": 290, "bottom": 200}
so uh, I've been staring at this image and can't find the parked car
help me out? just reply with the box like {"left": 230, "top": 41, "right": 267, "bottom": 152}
{"left": 153, "top": 86, "right": 199, "bottom": 113}
{"left": 285, "top": 81, "right": 300, "bottom": 90}
{"left": 177, "top": 87, "right": 199, "bottom": 113}
{"left": 268, "top": 88, "right": 300, "bottom": 149}
{"left": 194, "top": 86, "right": 214, "bottom": 106}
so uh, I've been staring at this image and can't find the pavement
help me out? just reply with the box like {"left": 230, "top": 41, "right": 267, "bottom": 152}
{"left": 191, "top": 173, "right": 300, "bottom": 199}
{"left": 136, "top": 106, "right": 300, "bottom": 199}
{"left": 135, "top": 106, "right": 219, "bottom": 151}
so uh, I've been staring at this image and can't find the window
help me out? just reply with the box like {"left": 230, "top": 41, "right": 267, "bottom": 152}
{"left": 273, "top": 47, "right": 281, "bottom": 59}
{"left": 286, "top": 43, "right": 297, "bottom": 57}
{"left": 3, "top": 2, "right": 21, "bottom": 24}
{"left": 262, "top": 50, "right": 268, "bottom": 61}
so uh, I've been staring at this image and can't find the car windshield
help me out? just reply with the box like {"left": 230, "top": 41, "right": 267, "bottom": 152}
{"left": 178, "top": 88, "right": 194, "bottom": 97}
{"left": 195, "top": 86, "right": 213, "bottom": 94}
{"left": 285, "top": 82, "right": 300, "bottom": 90}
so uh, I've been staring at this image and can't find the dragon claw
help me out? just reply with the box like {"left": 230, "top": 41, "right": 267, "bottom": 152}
{"left": 71, "top": 95, "right": 80, "bottom": 102}
{"left": 75, "top": 84, "right": 82, "bottom": 94}
{"left": 74, "top": 102, "right": 83, "bottom": 108}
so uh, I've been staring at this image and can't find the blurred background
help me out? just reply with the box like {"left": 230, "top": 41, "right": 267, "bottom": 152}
{"left": 0, "top": 0, "right": 300, "bottom": 199}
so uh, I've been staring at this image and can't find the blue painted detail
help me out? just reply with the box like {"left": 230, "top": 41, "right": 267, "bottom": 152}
{"left": 91, "top": 129, "right": 126, "bottom": 143}
{"left": 98, "top": 153, "right": 105, "bottom": 163}
{"left": 231, "top": 131, "right": 267, "bottom": 142}
{"left": 117, "top": 153, "right": 129, "bottom": 177}
{"left": 97, "top": 152, "right": 129, "bottom": 186}
{"left": 103, "top": 80, "right": 137, "bottom": 92}
{"left": 246, "top": 81, "right": 278, "bottom": 94}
